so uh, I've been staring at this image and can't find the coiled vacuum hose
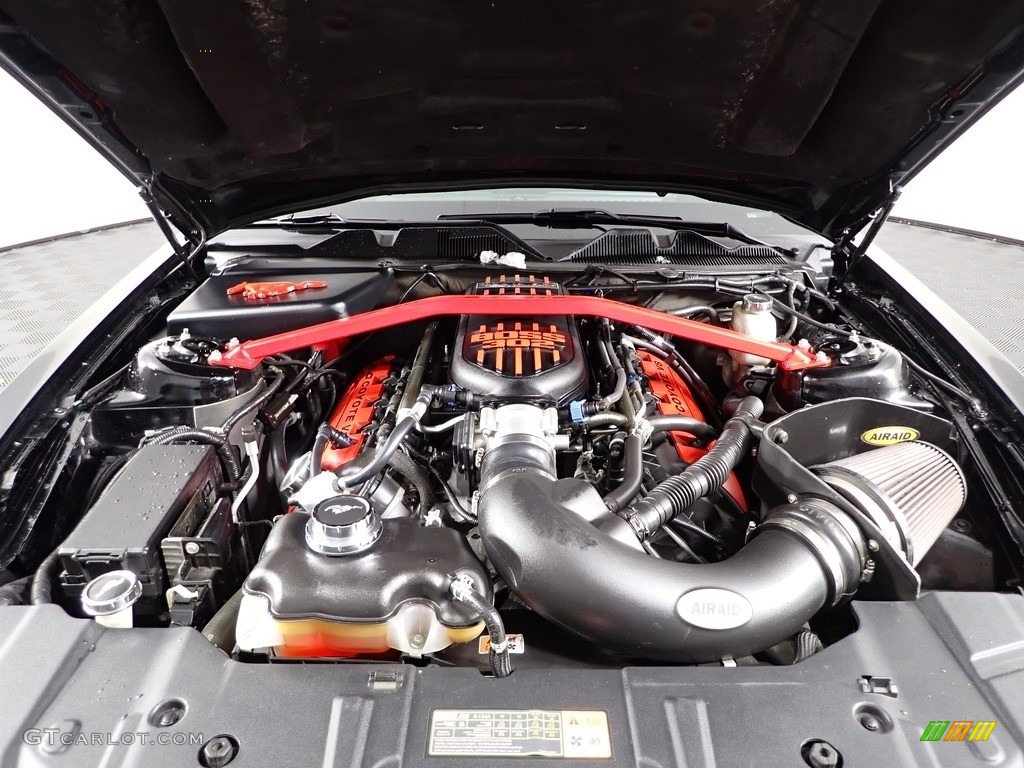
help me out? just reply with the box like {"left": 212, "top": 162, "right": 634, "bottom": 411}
{"left": 624, "top": 396, "right": 763, "bottom": 540}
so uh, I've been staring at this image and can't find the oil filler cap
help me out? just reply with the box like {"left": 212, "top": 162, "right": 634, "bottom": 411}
{"left": 305, "top": 495, "right": 382, "bottom": 556}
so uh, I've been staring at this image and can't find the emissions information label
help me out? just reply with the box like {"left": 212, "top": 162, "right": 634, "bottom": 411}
{"left": 428, "top": 709, "right": 611, "bottom": 759}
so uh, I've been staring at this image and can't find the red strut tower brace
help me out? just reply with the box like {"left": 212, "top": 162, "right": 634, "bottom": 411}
{"left": 208, "top": 294, "right": 830, "bottom": 372}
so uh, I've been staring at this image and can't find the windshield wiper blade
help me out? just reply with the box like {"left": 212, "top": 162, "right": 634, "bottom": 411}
{"left": 437, "top": 209, "right": 791, "bottom": 255}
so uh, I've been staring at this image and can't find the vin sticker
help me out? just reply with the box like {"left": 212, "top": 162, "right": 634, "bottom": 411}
{"left": 478, "top": 634, "right": 526, "bottom": 654}
{"left": 428, "top": 709, "right": 611, "bottom": 759}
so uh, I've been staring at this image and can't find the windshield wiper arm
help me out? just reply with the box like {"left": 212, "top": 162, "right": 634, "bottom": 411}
{"left": 437, "top": 209, "right": 792, "bottom": 255}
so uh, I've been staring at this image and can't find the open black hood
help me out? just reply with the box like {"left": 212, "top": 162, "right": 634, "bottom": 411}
{"left": 2, "top": 0, "right": 1024, "bottom": 239}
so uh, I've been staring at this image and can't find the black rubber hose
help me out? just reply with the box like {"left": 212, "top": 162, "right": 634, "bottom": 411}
{"left": 427, "top": 464, "right": 476, "bottom": 523}
{"left": 387, "top": 449, "right": 436, "bottom": 515}
{"left": 310, "top": 430, "right": 329, "bottom": 477}
{"left": 338, "top": 415, "right": 418, "bottom": 488}
{"left": 201, "top": 588, "right": 244, "bottom": 652}
{"left": 626, "top": 332, "right": 722, "bottom": 429}
{"left": 603, "top": 434, "right": 643, "bottom": 513}
{"left": 221, "top": 368, "right": 285, "bottom": 434}
{"left": 479, "top": 477, "right": 863, "bottom": 662}
{"left": 30, "top": 550, "right": 61, "bottom": 605}
{"left": 597, "top": 328, "right": 627, "bottom": 411}
{"left": 625, "top": 396, "right": 763, "bottom": 540}
{"left": 669, "top": 305, "right": 719, "bottom": 321}
{"left": 647, "top": 416, "right": 716, "bottom": 439}
{"left": 669, "top": 516, "right": 725, "bottom": 547}
{"left": 780, "top": 282, "right": 799, "bottom": 340}
{"left": 583, "top": 412, "right": 630, "bottom": 429}
{"left": 310, "top": 425, "right": 353, "bottom": 478}
{"left": 337, "top": 386, "right": 437, "bottom": 488}
{"left": 451, "top": 579, "right": 512, "bottom": 678}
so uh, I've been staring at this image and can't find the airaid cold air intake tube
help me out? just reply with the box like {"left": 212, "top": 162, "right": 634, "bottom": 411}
{"left": 812, "top": 440, "right": 966, "bottom": 567}
{"left": 478, "top": 470, "right": 867, "bottom": 662}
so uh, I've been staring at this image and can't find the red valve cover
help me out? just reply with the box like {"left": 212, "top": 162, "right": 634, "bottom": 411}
{"left": 320, "top": 356, "right": 395, "bottom": 471}
{"left": 636, "top": 349, "right": 747, "bottom": 510}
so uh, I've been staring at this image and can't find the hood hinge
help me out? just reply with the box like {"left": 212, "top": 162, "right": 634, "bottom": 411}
{"left": 833, "top": 182, "right": 903, "bottom": 285}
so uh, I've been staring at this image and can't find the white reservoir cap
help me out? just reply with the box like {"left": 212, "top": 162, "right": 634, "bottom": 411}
{"left": 81, "top": 570, "right": 142, "bottom": 628}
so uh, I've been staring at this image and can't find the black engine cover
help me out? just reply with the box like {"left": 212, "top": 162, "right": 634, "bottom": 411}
{"left": 448, "top": 278, "right": 587, "bottom": 404}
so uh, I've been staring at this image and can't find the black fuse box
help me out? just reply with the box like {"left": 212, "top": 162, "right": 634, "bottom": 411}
{"left": 58, "top": 444, "right": 223, "bottom": 615}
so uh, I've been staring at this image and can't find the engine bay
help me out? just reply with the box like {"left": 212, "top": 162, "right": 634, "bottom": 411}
{"left": 17, "top": 260, "right": 1014, "bottom": 676}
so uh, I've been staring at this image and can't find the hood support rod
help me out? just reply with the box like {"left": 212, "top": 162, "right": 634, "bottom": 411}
{"left": 835, "top": 183, "right": 903, "bottom": 281}
{"left": 140, "top": 183, "right": 206, "bottom": 283}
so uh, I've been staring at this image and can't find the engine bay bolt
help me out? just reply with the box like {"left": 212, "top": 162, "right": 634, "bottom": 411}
{"left": 184, "top": 542, "right": 200, "bottom": 555}
{"left": 952, "top": 518, "right": 971, "bottom": 533}
{"left": 786, "top": 493, "right": 799, "bottom": 504}
{"left": 411, "top": 633, "right": 426, "bottom": 649}
{"left": 867, "top": 539, "right": 880, "bottom": 552}
{"left": 860, "top": 714, "right": 881, "bottom": 731}
{"left": 157, "top": 710, "right": 177, "bottom": 726}
{"left": 149, "top": 699, "right": 187, "bottom": 728}
{"left": 803, "top": 740, "right": 840, "bottom": 768}
{"left": 744, "top": 520, "right": 757, "bottom": 542}
{"left": 774, "top": 430, "right": 789, "bottom": 444}
{"left": 199, "top": 735, "right": 238, "bottom": 768}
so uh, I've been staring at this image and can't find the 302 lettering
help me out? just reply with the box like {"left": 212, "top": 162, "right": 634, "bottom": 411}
{"left": 469, "top": 329, "right": 566, "bottom": 350}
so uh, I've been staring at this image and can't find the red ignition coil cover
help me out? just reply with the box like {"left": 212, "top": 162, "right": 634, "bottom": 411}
{"left": 320, "top": 356, "right": 394, "bottom": 471}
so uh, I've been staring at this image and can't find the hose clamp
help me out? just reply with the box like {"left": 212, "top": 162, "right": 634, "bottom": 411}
{"left": 759, "top": 500, "right": 867, "bottom": 605}
{"left": 449, "top": 574, "right": 476, "bottom": 603}
{"left": 624, "top": 511, "right": 653, "bottom": 541}
{"left": 630, "top": 417, "right": 654, "bottom": 444}
{"left": 568, "top": 400, "right": 587, "bottom": 424}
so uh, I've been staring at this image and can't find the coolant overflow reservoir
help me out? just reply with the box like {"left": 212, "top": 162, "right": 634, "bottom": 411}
{"left": 730, "top": 294, "right": 777, "bottom": 367}
{"left": 723, "top": 294, "right": 778, "bottom": 387}
{"left": 236, "top": 514, "right": 488, "bottom": 658}
{"left": 305, "top": 494, "right": 382, "bottom": 556}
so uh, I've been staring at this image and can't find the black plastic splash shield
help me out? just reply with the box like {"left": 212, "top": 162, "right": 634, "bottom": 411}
{"left": 0, "top": 592, "right": 1021, "bottom": 766}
